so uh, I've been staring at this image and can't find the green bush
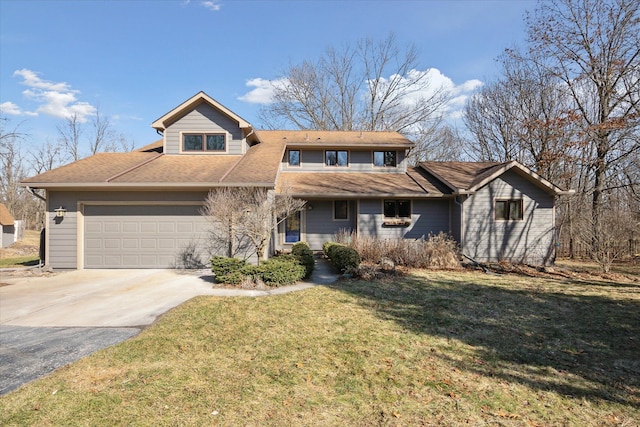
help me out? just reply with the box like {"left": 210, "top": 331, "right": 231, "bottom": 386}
{"left": 322, "top": 241, "right": 360, "bottom": 272}
{"left": 330, "top": 245, "right": 361, "bottom": 272}
{"left": 323, "top": 241, "right": 340, "bottom": 256}
{"left": 260, "top": 256, "right": 306, "bottom": 287}
{"left": 291, "top": 242, "right": 314, "bottom": 278}
{"left": 211, "top": 256, "right": 246, "bottom": 277}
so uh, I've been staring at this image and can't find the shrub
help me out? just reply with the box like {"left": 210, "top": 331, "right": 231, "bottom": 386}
{"left": 323, "top": 242, "right": 360, "bottom": 272}
{"left": 211, "top": 256, "right": 246, "bottom": 277}
{"left": 323, "top": 241, "right": 340, "bottom": 257}
{"left": 333, "top": 231, "right": 460, "bottom": 270}
{"left": 291, "top": 242, "right": 314, "bottom": 278}
{"left": 260, "top": 256, "right": 306, "bottom": 287}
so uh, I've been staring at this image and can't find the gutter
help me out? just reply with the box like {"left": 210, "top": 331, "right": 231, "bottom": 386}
{"left": 27, "top": 186, "right": 46, "bottom": 202}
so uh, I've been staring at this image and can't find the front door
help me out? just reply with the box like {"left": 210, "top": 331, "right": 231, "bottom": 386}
{"left": 284, "top": 211, "right": 301, "bottom": 243}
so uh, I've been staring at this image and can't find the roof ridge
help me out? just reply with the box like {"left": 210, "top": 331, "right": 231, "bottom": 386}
{"left": 105, "top": 153, "right": 163, "bottom": 182}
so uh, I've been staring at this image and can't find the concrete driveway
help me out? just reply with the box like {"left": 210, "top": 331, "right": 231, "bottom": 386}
{"left": 1, "top": 269, "right": 222, "bottom": 327}
{"left": 0, "top": 268, "right": 220, "bottom": 394}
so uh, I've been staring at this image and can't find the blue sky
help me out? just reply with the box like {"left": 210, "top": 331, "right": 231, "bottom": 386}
{"left": 0, "top": 0, "right": 536, "bottom": 153}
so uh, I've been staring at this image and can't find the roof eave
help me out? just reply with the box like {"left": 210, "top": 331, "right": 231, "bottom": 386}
{"left": 19, "top": 182, "right": 276, "bottom": 190}
{"left": 151, "top": 91, "right": 252, "bottom": 131}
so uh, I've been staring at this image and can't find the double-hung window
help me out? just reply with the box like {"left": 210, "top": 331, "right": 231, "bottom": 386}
{"left": 383, "top": 200, "right": 411, "bottom": 219}
{"left": 495, "top": 199, "right": 523, "bottom": 221}
{"left": 373, "top": 151, "right": 397, "bottom": 167}
{"left": 183, "top": 133, "right": 226, "bottom": 152}
{"left": 325, "top": 150, "right": 348, "bottom": 166}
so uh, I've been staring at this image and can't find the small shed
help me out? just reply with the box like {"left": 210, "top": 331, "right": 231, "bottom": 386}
{"left": 0, "top": 203, "right": 16, "bottom": 248}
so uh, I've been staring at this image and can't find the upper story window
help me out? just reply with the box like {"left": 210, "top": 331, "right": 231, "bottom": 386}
{"left": 325, "top": 150, "right": 348, "bottom": 166}
{"left": 288, "top": 150, "right": 300, "bottom": 166}
{"left": 374, "top": 151, "right": 397, "bottom": 167}
{"left": 183, "top": 133, "right": 226, "bottom": 152}
{"left": 495, "top": 199, "right": 523, "bottom": 221}
{"left": 384, "top": 199, "right": 411, "bottom": 218}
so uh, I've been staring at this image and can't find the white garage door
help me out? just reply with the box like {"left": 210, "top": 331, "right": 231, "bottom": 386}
{"left": 84, "top": 205, "right": 208, "bottom": 268}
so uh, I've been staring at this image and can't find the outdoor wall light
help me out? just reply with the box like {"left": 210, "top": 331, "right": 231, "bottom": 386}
{"left": 307, "top": 205, "right": 313, "bottom": 210}
{"left": 54, "top": 206, "right": 67, "bottom": 218}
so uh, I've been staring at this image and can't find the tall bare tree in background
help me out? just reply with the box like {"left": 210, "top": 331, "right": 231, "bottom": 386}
{"left": 464, "top": 0, "right": 640, "bottom": 270}
{"left": 259, "top": 34, "right": 451, "bottom": 163}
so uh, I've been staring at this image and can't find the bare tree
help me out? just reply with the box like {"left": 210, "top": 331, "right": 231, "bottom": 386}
{"left": 201, "top": 186, "right": 305, "bottom": 264}
{"left": 89, "top": 107, "right": 120, "bottom": 154}
{"left": 527, "top": 0, "right": 640, "bottom": 260}
{"left": 29, "top": 138, "right": 64, "bottom": 175}
{"left": 259, "top": 34, "right": 450, "bottom": 145}
{"left": 57, "top": 113, "right": 83, "bottom": 161}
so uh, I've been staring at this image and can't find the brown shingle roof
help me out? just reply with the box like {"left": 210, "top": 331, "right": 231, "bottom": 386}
{"left": 22, "top": 152, "right": 161, "bottom": 185}
{"left": 221, "top": 139, "right": 286, "bottom": 184}
{"left": 255, "top": 130, "right": 414, "bottom": 148}
{"left": 108, "top": 155, "right": 243, "bottom": 184}
{"left": 277, "top": 170, "right": 444, "bottom": 198}
{"left": 0, "top": 203, "right": 15, "bottom": 226}
{"left": 419, "top": 161, "right": 507, "bottom": 191}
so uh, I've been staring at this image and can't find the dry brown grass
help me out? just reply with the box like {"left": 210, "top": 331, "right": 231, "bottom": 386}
{"left": 1, "top": 270, "right": 638, "bottom": 426}
{"left": 0, "top": 229, "right": 40, "bottom": 259}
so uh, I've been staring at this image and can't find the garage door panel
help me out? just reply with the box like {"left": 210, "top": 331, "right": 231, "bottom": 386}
{"left": 84, "top": 204, "right": 207, "bottom": 268}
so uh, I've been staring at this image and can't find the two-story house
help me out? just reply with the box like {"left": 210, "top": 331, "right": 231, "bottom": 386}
{"left": 22, "top": 92, "right": 571, "bottom": 269}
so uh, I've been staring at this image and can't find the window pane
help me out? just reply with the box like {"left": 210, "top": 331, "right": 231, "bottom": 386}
{"left": 325, "top": 151, "right": 337, "bottom": 166}
{"left": 383, "top": 200, "right": 396, "bottom": 218}
{"left": 183, "top": 135, "right": 203, "bottom": 151}
{"left": 385, "top": 151, "right": 397, "bottom": 167}
{"left": 509, "top": 200, "right": 522, "bottom": 220}
{"left": 289, "top": 150, "right": 300, "bottom": 166}
{"left": 334, "top": 200, "right": 348, "bottom": 220}
{"left": 206, "top": 134, "right": 225, "bottom": 151}
{"left": 337, "top": 150, "right": 348, "bottom": 166}
{"left": 374, "top": 151, "right": 384, "bottom": 166}
{"left": 397, "top": 200, "right": 410, "bottom": 218}
{"left": 495, "top": 201, "right": 507, "bottom": 220}
{"left": 285, "top": 211, "right": 301, "bottom": 243}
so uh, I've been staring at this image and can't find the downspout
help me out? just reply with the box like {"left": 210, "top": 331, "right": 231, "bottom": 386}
{"left": 454, "top": 194, "right": 465, "bottom": 259}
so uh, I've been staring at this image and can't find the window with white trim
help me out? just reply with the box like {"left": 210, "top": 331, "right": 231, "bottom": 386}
{"left": 334, "top": 200, "right": 349, "bottom": 220}
{"left": 288, "top": 150, "right": 300, "bottom": 166}
{"left": 183, "top": 133, "right": 226, "bottom": 152}
{"left": 373, "top": 151, "right": 397, "bottom": 167}
{"left": 495, "top": 199, "right": 523, "bottom": 221}
{"left": 383, "top": 199, "right": 411, "bottom": 218}
{"left": 325, "top": 150, "right": 348, "bottom": 166}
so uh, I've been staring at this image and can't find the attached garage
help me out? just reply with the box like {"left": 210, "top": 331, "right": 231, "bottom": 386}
{"left": 83, "top": 204, "right": 209, "bottom": 268}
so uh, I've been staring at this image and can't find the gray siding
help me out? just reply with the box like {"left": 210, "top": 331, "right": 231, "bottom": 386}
{"left": 164, "top": 103, "right": 245, "bottom": 155}
{"left": 303, "top": 200, "right": 356, "bottom": 250}
{"left": 462, "top": 170, "right": 555, "bottom": 265}
{"left": 281, "top": 149, "right": 407, "bottom": 173}
{"left": 357, "top": 199, "right": 450, "bottom": 240}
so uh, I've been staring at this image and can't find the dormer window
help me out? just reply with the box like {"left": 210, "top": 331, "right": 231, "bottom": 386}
{"left": 288, "top": 150, "right": 300, "bottom": 166}
{"left": 374, "top": 151, "right": 397, "bottom": 167}
{"left": 183, "top": 133, "right": 226, "bottom": 152}
{"left": 325, "top": 150, "right": 348, "bottom": 166}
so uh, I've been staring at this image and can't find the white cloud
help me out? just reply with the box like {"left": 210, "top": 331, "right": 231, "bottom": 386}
{"left": 0, "top": 101, "right": 37, "bottom": 116}
{"left": 238, "top": 77, "right": 289, "bottom": 104}
{"left": 201, "top": 1, "right": 222, "bottom": 11}
{"left": 8, "top": 69, "right": 96, "bottom": 122}
{"left": 238, "top": 68, "right": 484, "bottom": 120}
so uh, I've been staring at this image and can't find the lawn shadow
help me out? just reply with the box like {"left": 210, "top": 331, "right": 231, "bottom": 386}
{"left": 327, "top": 273, "right": 640, "bottom": 407}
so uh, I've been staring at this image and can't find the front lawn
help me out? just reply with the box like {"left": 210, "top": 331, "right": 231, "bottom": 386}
{"left": 1, "top": 270, "right": 638, "bottom": 426}
{"left": 0, "top": 255, "right": 40, "bottom": 269}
